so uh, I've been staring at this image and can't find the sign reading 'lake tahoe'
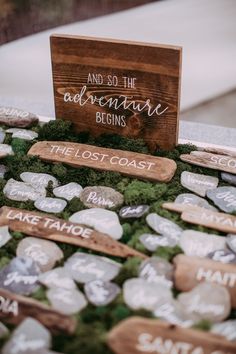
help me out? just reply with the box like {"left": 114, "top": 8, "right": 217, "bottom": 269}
{"left": 50, "top": 35, "right": 182, "bottom": 150}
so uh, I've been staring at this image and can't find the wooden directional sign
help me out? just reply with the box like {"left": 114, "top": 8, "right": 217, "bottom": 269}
{"left": 174, "top": 254, "right": 236, "bottom": 308}
{"left": 181, "top": 208, "right": 236, "bottom": 234}
{"left": 107, "top": 317, "right": 236, "bottom": 354}
{"left": 180, "top": 151, "right": 236, "bottom": 174}
{"left": 0, "top": 288, "right": 76, "bottom": 334}
{"left": 0, "top": 206, "right": 147, "bottom": 259}
{"left": 28, "top": 141, "right": 177, "bottom": 182}
{"left": 50, "top": 35, "right": 182, "bottom": 151}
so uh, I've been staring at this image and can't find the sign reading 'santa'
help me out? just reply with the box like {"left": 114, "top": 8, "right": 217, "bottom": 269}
{"left": 50, "top": 35, "right": 182, "bottom": 150}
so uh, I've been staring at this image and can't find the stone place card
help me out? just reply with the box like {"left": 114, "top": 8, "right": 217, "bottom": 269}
{"left": 177, "top": 282, "right": 231, "bottom": 323}
{"left": 0, "top": 106, "right": 39, "bottom": 127}
{"left": 180, "top": 151, "right": 236, "bottom": 174}
{"left": 206, "top": 186, "right": 236, "bottom": 213}
{"left": 50, "top": 35, "right": 182, "bottom": 151}
{"left": 173, "top": 254, "right": 236, "bottom": 308}
{"left": 28, "top": 141, "right": 177, "bottom": 182}
{"left": 180, "top": 171, "right": 218, "bottom": 197}
{"left": 107, "top": 317, "right": 236, "bottom": 354}
{"left": 2, "top": 317, "right": 51, "bottom": 354}
{"left": 0, "top": 288, "right": 76, "bottom": 334}
{"left": 0, "top": 206, "right": 146, "bottom": 259}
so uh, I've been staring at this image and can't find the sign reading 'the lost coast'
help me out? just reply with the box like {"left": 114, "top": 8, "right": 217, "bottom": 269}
{"left": 50, "top": 35, "right": 182, "bottom": 150}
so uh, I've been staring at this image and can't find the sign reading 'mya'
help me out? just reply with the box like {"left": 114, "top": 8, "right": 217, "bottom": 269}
{"left": 50, "top": 35, "right": 182, "bottom": 150}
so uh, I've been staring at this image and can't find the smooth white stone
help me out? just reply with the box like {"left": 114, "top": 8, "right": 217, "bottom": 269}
{"left": 34, "top": 197, "right": 67, "bottom": 213}
{"left": 53, "top": 182, "right": 83, "bottom": 201}
{"left": 16, "top": 237, "right": 64, "bottom": 272}
{"left": 138, "top": 257, "right": 174, "bottom": 288}
{"left": 6, "top": 128, "right": 38, "bottom": 141}
{"left": 0, "top": 144, "right": 14, "bottom": 156}
{"left": 181, "top": 171, "right": 219, "bottom": 197}
{"left": 20, "top": 172, "right": 59, "bottom": 188}
{"left": 211, "top": 320, "right": 236, "bottom": 341}
{"left": 179, "top": 230, "right": 226, "bottom": 258}
{"left": 47, "top": 288, "right": 87, "bottom": 315}
{"left": 3, "top": 178, "right": 46, "bottom": 202}
{"left": 65, "top": 252, "right": 121, "bottom": 283}
{"left": 0, "top": 226, "right": 12, "bottom": 248}
{"left": 146, "top": 213, "right": 183, "bottom": 243}
{"left": 84, "top": 280, "right": 120, "bottom": 306}
{"left": 2, "top": 317, "right": 51, "bottom": 354}
{"left": 123, "top": 277, "right": 173, "bottom": 311}
{"left": 39, "top": 267, "right": 76, "bottom": 290}
{"left": 175, "top": 193, "right": 217, "bottom": 211}
{"left": 69, "top": 208, "right": 123, "bottom": 240}
{"left": 177, "top": 282, "right": 231, "bottom": 323}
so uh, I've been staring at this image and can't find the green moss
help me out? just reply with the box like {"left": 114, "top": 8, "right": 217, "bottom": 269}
{"left": 38, "top": 120, "right": 74, "bottom": 141}
{"left": 4, "top": 155, "right": 51, "bottom": 181}
{"left": 122, "top": 180, "right": 167, "bottom": 205}
{"left": 95, "top": 133, "right": 149, "bottom": 153}
{"left": 11, "top": 138, "right": 32, "bottom": 155}
{"left": 193, "top": 319, "right": 212, "bottom": 331}
{"left": 31, "top": 287, "right": 49, "bottom": 305}
{"left": 153, "top": 245, "right": 183, "bottom": 261}
{"left": 114, "top": 257, "right": 142, "bottom": 286}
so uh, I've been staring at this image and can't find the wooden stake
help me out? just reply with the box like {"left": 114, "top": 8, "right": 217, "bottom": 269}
{"left": 28, "top": 141, "right": 177, "bottom": 182}
{"left": 0, "top": 206, "right": 147, "bottom": 259}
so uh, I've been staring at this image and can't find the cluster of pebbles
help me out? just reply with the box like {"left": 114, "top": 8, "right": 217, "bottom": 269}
{"left": 0, "top": 106, "right": 236, "bottom": 353}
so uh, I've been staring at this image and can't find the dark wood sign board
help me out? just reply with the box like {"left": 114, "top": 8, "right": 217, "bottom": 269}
{"left": 50, "top": 34, "right": 182, "bottom": 151}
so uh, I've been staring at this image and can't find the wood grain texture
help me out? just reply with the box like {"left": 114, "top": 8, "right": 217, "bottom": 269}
{"left": 107, "top": 317, "right": 236, "bottom": 354}
{"left": 173, "top": 254, "right": 236, "bottom": 308}
{"left": 181, "top": 208, "right": 236, "bottom": 234}
{"left": 50, "top": 35, "right": 182, "bottom": 151}
{"left": 180, "top": 151, "right": 236, "bottom": 174}
{"left": 162, "top": 202, "right": 201, "bottom": 213}
{"left": 28, "top": 141, "right": 177, "bottom": 182}
{"left": 0, "top": 206, "right": 146, "bottom": 259}
{"left": 0, "top": 288, "right": 76, "bottom": 334}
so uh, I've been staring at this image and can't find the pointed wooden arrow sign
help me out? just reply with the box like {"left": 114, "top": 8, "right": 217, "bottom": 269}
{"left": 0, "top": 206, "right": 147, "bottom": 259}
{"left": 181, "top": 208, "right": 236, "bottom": 234}
{"left": 107, "top": 317, "right": 236, "bottom": 354}
{"left": 0, "top": 288, "right": 76, "bottom": 334}
{"left": 27, "top": 141, "right": 177, "bottom": 182}
{"left": 173, "top": 254, "right": 236, "bottom": 308}
{"left": 180, "top": 151, "right": 236, "bottom": 174}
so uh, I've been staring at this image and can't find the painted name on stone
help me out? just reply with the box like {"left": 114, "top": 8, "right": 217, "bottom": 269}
{"left": 0, "top": 296, "right": 18, "bottom": 316}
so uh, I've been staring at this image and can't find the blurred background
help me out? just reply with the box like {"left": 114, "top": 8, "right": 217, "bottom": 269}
{"left": 0, "top": 0, "right": 235, "bottom": 146}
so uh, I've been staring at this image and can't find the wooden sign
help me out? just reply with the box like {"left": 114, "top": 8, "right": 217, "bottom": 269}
{"left": 0, "top": 288, "right": 76, "bottom": 334}
{"left": 28, "top": 141, "right": 177, "bottom": 182}
{"left": 107, "top": 317, "right": 236, "bottom": 354}
{"left": 180, "top": 151, "right": 236, "bottom": 174}
{"left": 162, "top": 202, "right": 201, "bottom": 214}
{"left": 201, "top": 147, "right": 236, "bottom": 158}
{"left": 173, "top": 254, "right": 236, "bottom": 308}
{"left": 0, "top": 206, "right": 147, "bottom": 259}
{"left": 50, "top": 34, "right": 182, "bottom": 151}
{"left": 181, "top": 208, "right": 236, "bottom": 234}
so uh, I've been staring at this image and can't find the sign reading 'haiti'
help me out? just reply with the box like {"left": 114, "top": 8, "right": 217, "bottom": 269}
{"left": 50, "top": 35, "right": 182, "bottom": 150}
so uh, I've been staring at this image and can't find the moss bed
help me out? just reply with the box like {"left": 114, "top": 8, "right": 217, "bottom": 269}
{"left": 0, "top": 120, "right": 235, "bottom": 353}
